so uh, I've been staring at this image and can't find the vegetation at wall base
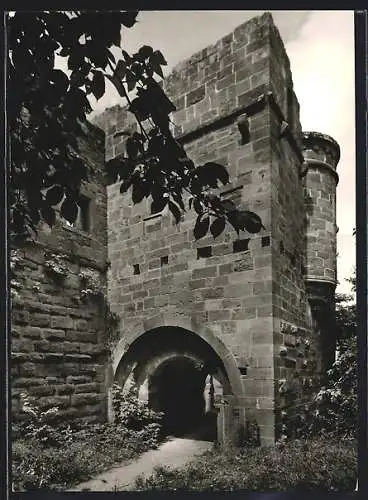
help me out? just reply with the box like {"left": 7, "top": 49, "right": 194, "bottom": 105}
{"left": 12, "top": 386, "right": 164, "bottom": 491}
{"left": 134, "top": 437, "right": 357, "bottom": 492}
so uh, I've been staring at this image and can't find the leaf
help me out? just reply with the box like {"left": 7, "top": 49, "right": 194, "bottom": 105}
{"left": 220, "top": 199, "right": 236, "bottom": 213}
{"left": 70, "top": 69, "right": 87, "bottom": 88}
{"left": 68, "top": 51, "right": 83, "bottom": 71}
{"left": 126, "top": 70, "right": 136, "bottom": 92}
{"left": 129, "top": 96, "right": 149, "bottom": 121}
{"left": 168, "top": 200, "right": 182, "bottom": 223}
{"left": 106, "top": 158, "right": 121, "bottom": 183}
{"left": 212, "top": 163, "right": 230, "bottom": 185}
{"left": 193, "top": 198, "right": 203, "bottom": 215}
{"left": 210, "top": 217, "right": 226, "bottom": 238}
{"left": 126, "top": 137, "right": 139, "bottom": 159}
{"left": 151, "top": 50, "right": 167, "bottom": 66}
{"left": 132, "top": 180, "right": 147, "bottom": 204}
{"left": 121, "top": 49, "right": 132, "bottom": 63}
{"left": 227, "top": 210, "right": 265, "bottom": 234}
{"left": 104, "top": 73, "right": 125, "bottom": 98}
{"left": 91, "top": 71, "right": 105, "bottom": 100}
{"left": 151, "top": 196, "right": 168, "bottom": 214}
{"left": 239, "top": 210, "right": 265, "bottom": 233}
{"left": 60, "top": 197, "right": 78, "bottom": 223}
{"left": 115, "top": 59, "right": 127, "bottom": 80}
{"left": 137, "top": 45, "right": 154, "bottom": 61}
{"left": 45, "top": 185, "right": 64, "bottom": 206}
{"left": 120, "top": 178, "right": 133, "bottom": 193}
{"left": 172, "top": 193, "right": 185, "bottom": 211}
{"left": 152, "top": 63, "right": 164, "bottom": 79}
{"left": 58, "top": 47, "right": 70, "bottom": 57}
{"left": 194, "top": 214, "right": 210, "bottom": 240}
{"left": 48, "top": 69, "right": 69, "bottom": 95}
{"left": 120, "top": 11, "right": 139, "bottom": 28}
{"left": 197, "top": 162, "right": 229, "bottom": 188}
{"left": 106, "top": 50, "right": 116, "bottom": 65}
{"left": 40, "top": 205, "right": 56, "bottom": 227}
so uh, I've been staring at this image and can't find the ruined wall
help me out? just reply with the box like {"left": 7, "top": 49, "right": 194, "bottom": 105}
{"left": 11, "top": 122, "right": 109, "bottom": 423}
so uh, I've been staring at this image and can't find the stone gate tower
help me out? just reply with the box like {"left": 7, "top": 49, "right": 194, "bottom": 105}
{"left": 94, "top": 12, "right": 340, "bottom": 445}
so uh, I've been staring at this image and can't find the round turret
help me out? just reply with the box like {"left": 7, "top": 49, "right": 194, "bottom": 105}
{"left": 301, "top": 131, "right": 340, "bottom": 369}
{"left": 302, "top": 131, "right": 340, "bottom": 287}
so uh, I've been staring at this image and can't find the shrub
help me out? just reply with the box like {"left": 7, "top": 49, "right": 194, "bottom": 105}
{"left": 300, "top": 337, "right": 357, "bottom": 439}
{"left": 111, "top": 382, "right": 164, "bottom": 435}
{"left": 12, "top": 393, "right": 71, "bottom": 448}
{"left": 135, "top": 438, "right": 357, "bottom": 492}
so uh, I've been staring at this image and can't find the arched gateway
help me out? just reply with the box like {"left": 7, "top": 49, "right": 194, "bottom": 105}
{"left": 110, "top": 321, "right": 244, "bottom": 443}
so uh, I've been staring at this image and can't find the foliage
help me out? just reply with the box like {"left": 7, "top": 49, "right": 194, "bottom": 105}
{"left": 43, "top": 252, "right": 69, "bottom": 280}
{"left": 10, "top": 249, "right": 24, "bottom": 300}
{"left": 336, "top": 295, "right": 356, "bottom": 342}
{"left": 105, "top": 308, "right": 120, "bottom": 353}
{"left": 8, "top": 11, "right": 264, "bottom": 242}
{"left": 13, "top": 393, "right": 71, "bottom": 447}
{"left": 134, "top": 438, "right": 357, "bottom": 492}
{"left": 77, "top": 268, "right": 120, "bottom": 353}
{"left": 299, "top": 336, "right": 357, "bottom": 439}
{"left": 335, "top": 270, "right": 356, "bottom": 342}
{"left": 79, "top": 268, "right": 103, "bottom": 299}
{"left": 111, "top": 382, "right": 163, "bottom": 439}
{"left": 12, "top": 389, "right": 164, "bottom": 491}
{"left": 294, "top": 270, "right": 357, "bottom": 439}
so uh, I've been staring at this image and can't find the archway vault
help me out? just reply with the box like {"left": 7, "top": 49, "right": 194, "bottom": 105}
{"left": 110, "top": 315, "right": 244, "bottom": 399}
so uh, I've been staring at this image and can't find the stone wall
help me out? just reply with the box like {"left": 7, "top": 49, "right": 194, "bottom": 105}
{"left": 11, "top": 122, "right": 109, "bottom": 423}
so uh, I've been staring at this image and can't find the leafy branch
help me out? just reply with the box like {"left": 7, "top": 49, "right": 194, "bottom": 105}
{"left": 8, "top": 10, "right": 264, "bottom": 242}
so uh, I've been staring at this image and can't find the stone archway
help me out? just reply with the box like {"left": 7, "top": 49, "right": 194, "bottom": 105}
{"left": 110, "top": 324, "right": 243, "bottom": 441}
{"left": 111, "top": 317, "right": 244, "bottom": 397}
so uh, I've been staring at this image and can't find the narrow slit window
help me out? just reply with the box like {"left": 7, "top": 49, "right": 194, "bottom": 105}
{"left": 197, "top": 246, "right": 212, "bottom": 259}
{"left": 280, "top": 241, "right": 285, "bottom": 254}
{"left": 79, "top": 196, "right": 90, "bottom": 232}
{"left": 133, "top": 264, "right": 140, "bottom": 275}
{"left": 160, "top": 256, "right": 169, "bottom": 266}
{"left": 261, "top": 236, "right": 270, "bottom": 248}
{"left": 233, "top": 239, "right": 249, "bottom": 253}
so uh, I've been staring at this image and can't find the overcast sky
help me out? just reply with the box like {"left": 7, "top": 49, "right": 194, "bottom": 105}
{"left": 90, "top": 10, "right": 356, "bottom": 295}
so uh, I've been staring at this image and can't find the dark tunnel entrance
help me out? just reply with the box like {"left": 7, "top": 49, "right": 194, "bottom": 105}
{"left": 149, "top": 357, "right": 216, "bottom": 439}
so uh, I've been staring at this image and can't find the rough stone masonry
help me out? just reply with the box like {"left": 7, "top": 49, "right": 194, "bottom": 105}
{"left": 12, "top": 12, "right": 340, "bottom": 446}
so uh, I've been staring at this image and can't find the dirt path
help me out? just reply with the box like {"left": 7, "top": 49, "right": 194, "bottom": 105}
{"left": 68, "top": 438, "right": 212, "bottom": 492}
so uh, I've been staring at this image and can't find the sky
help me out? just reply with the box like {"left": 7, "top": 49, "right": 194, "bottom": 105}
{"left": 89, "top": 10, "right": 356, "bottom": 295}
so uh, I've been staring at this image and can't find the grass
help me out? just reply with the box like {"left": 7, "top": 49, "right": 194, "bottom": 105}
{"left": 12, "top": 423, "right": 162, "bottom": 491}
{"left": 135, "top": 437, "right": 357, "bottom": 492}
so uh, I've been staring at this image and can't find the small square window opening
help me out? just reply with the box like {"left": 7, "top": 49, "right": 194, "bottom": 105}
{"left": 161, "top": 256, "right": 169, "bottom": 266}
{"left": 197, "top": 247, "right": 212, "bottom": 259}
{"left": 233, "top": 239, "right": 249, "bottom": 253}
